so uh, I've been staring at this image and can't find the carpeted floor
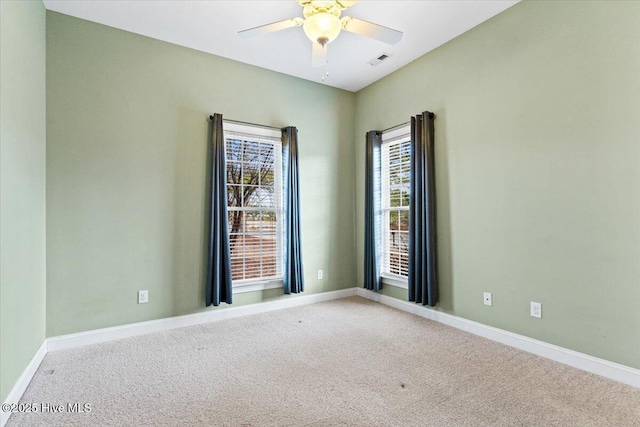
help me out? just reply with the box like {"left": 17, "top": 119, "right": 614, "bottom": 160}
{"left": 7, "top": 297, "right": 640, "bottom": 426}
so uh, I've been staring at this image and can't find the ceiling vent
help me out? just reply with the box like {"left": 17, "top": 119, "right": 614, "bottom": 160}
{"left": 368, "top": 53, "right": 391, "bottom": 66}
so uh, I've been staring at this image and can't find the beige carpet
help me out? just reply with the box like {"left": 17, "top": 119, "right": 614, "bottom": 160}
{"left": 7, "top": 297, "right": 640, "bottom": 426}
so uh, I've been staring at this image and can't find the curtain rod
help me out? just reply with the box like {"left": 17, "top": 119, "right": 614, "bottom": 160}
{"left": 381, "top": 112, "right": 436, "bottom": 133}
{"left": 209, "top": 115, "right": 283, "bottom": 131}
{"left": 382, "top": 121, "right": 410, "bottom": 133}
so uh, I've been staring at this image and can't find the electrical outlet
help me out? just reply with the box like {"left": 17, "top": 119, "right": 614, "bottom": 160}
{"left": 138, "top": 290, "right": 148, "bottom": 304}
{"left": 317, "top": 270, "right": 323, "bottom": 280}
{"left": 530, "top": 301, "right": 542, "bottom": 318}
{"left": 483, "top": 292, "right": 492, "bottom": 306}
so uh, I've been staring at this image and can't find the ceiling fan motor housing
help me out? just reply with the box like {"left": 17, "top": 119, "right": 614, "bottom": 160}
{"left": 299, "top": 1, "right": 348, "bottom": 18}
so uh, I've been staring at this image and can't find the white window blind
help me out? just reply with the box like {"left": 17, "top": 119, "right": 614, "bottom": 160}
{"left": 224, "top": 123, "right": 283, "bottom": 283}
{"left": 381, "top": 128, "right": 411, "bottom": 279}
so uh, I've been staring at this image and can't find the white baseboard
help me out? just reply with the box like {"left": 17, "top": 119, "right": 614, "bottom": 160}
{"left": 47, "top": 288, "right": 357, "bottom": 352}
{"left": 356, "top": 288, "right": 639, "bottom": 388}
{"left": 3, "top": 286, "right": 637, "bottom": 427}
{"left": 1, "top": 341, "right": 47, "bottom": 427}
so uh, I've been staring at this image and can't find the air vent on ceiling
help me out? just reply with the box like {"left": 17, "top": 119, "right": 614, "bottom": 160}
{"left": 368, "top": 53, "right": 391, "bottom": 66}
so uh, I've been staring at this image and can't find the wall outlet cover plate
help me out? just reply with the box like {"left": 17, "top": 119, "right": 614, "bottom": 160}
{"left": 138, "top": 290, "right": 149, "bottom": 304}
{"left": 530, "top": 301, "right": 542, "bottom": 318}
{"left": 483, "top": 292, "right": 492, "bottom": 306}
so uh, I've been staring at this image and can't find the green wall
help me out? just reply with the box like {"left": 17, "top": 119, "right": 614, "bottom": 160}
{"left": 355, "top": 1, "right": 640, "bottom": 369}
{"left": 0, "top": 0, "right": 47, "bottom": 401}
{"left": 46, "top": 12, "right": 356, "bottom": 336}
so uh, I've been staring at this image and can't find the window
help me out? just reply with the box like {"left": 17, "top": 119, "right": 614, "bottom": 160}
{"left": 381, "top": 125, "right": 411, "bottom": 285}
{"left": 224, "top": 122, "right": 283, "bottom": 291}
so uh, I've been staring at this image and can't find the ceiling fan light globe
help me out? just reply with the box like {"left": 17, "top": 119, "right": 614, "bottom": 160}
{"left": 303, "top": 12, "right": 341, "bottom": 44}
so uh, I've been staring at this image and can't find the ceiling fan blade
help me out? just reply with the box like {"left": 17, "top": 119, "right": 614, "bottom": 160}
{"left": 312, "top": 42, "right": 327, "bottom": 67}
{"left": 341, "top": 17, "right": 403, "bottom": 45}
{"left": 238, "top": 18, "right": 303, "bottom": 38}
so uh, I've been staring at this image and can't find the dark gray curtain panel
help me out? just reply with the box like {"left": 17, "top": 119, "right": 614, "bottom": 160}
{"left": 206, "top": 113, "right": 233, "bottom": 306}
{"left": 364, "top": 131, "right": 382, "bottom": 291}
{"left": 282, "top": 127, "right": 304, "bottom": 294}
{"left": 408, "top": 112, "right": 438, "bottom": 306}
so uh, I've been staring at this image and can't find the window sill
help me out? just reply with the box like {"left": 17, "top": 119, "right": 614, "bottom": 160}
{"left": 381, "top": 274, "right": 408, "bottom": 289}
{"left": 233, "top": 278, "right": 283, "bottom": 294}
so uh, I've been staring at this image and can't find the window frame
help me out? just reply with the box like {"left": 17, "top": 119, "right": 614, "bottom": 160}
{"left": 223, "top": 121, "right": 283, "bottom": 293}
{"left": 380, "top": 125, "right": 411, "bottom": 289}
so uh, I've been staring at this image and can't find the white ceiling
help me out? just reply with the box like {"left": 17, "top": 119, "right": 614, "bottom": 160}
{"left": 43, "top": 0, "right": 519, "bottom": 92}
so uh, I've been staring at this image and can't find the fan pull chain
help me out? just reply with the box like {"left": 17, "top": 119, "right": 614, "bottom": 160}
{"left": 321, "top": 64, "right": 329, "bottom": 82}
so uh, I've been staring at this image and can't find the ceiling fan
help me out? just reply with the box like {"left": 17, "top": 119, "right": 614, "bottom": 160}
{"left": 238, "top": 1, "right": 403, "bottom": 67}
